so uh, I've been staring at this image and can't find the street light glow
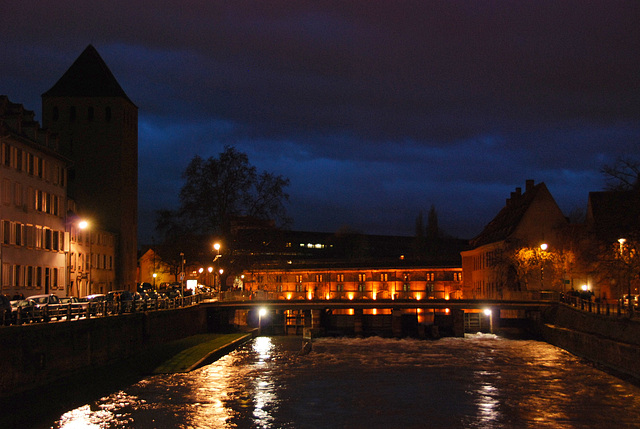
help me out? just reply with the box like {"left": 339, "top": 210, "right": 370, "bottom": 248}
{"left": 78, "top": 220, "right": 89, "bottom": 229}
{"left": 540, "top": 243, "right": 548, "bottom": 251}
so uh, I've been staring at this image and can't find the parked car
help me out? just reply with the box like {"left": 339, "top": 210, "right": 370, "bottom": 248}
{"left": 623, "top": 294, "right": 639, "bottom": 308}
{"left": 26, "top": 294, "right": 64, "bottom": 321}
{"left": 106, "top": 290, "right": 135, "bottom": 312}
{"left": 83, "top": 294, "right": 106, "bottom": 315}
{"left": 60, "top": 296, "right": 88, "bottom": 318}
{"left": 11, "top": 299, "right": 39, "bottom": 324}
{"left": 0, "top": 294, "right": 12, "bottom": 325}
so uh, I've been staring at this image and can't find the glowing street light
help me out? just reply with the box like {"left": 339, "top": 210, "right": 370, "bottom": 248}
{"left": 78, "top": 220, "right": 92, "bottom": 295}
{"left": 258, "top": 307, "right": 267, "bottom": 334}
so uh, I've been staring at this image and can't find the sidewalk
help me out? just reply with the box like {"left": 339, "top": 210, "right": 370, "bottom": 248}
{"left": 149, "top": 332, "right": 256, "bottom": 374}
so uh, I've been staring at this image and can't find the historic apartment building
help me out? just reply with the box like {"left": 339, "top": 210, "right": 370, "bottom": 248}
{"left": 460, "top": 180, "right": 585, "bottom": 300}
{"left": 41, "top": 45, "right": 138, "bottom": 291}
{"left": 0, "top": 96, "right": 69, "bottom": 297}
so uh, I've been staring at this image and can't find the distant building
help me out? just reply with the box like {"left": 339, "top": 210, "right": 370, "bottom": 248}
{"left": 0, "top": 96, "right": 68, "bottom": 298}
{"left": 584, "top": 190, "right": 640, "bottom": 300}
{"left": 141, "top": 219, "right": 467, "bottom": 300}
{"left": 67, "top": 203, "right": 117, "bottom": 297}
{"left": 242, "top": 263, "right": 463, "bottom": 301}
{"left": 460, "top": 180, "right": 572, "bottom": 299}
{"left": 41, "top": 45, "right": 138, "bottom": 291}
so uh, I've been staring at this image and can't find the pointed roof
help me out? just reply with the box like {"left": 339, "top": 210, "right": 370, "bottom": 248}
{"left": 42, "top": 45, "right": 133, "bottom": 104}
{"left": 470, "top": 181, "right": 549, "bottom": 248}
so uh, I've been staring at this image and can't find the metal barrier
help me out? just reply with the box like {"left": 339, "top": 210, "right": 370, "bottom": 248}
{"left": 4, "top": 293, "right": 215, "bottom": 326}
{"left": 563, "top": 294, "right": 638, "bottom": 319}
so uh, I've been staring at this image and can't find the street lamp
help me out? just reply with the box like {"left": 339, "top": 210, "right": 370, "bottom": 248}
{"left": 618, "top": 238, "right": 632, "bottom": 312}
{"left": 258, "top": 307, "right": 267, "bottom": 334}
{"left": 207, "top": 266, "right": 213, "bottom": 287}
{"left": 78, "top": 220, "right": 91, "bottom": 295}
{"left": 180, "top": 252, "right": 185, "bottom": 295}
{"left": 540, "top": 243, "right": 548, "bottom": 288}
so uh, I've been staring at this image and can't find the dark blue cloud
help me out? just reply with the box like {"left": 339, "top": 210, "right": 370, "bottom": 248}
{"left": 2, "top": 1, "right": 639, "bottom": 243}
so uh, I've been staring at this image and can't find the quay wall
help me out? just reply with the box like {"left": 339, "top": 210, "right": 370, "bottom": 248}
{"left": 0, "top": 307, "right": 207, "bottom": 398}
{"left": 540, "top": 304, "right": 640, "bottom": 380}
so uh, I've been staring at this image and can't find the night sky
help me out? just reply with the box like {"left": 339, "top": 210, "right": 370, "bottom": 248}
{"left": 2, "top": 1, "right": 639, "bottom": 243}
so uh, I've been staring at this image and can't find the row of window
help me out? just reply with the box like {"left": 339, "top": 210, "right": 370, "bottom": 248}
{"left": 276, "top": 283, "right": 438, "bottom": 293}
{"left": 2, "top": 263, "right": 63, "bottom": 289}
{"left": 2, "top": 142, "right": 66, "bottom": 187}
{"left": 472, "top": 250, "right": 502, "bottom": 271}
{"left": 52, "top": 105, "right": 112, "bottom": 123}
{"left": 1, "top": 178, "right": 64, "bottom": 217}
{"left": 68, "top": 227, "right": 115, "bottom": 247}
{"left": 50, "top": 105, "right": 136, "bottom": 132}
{"left": 1, "top": 220, "right": 66, "bottom": 252}
{"left": 265, "top": 272, "right": 462, "bottom": 283}
{"left": 68, "top": 252, "right": 113, "bottom": 271}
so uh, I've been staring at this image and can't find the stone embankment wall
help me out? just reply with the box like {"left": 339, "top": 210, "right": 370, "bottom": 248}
{"left": 540, "top": 304, "right": 640, "bottom": 380}
{"left": 0, "top": 307, "right": 207, "bottom": 397}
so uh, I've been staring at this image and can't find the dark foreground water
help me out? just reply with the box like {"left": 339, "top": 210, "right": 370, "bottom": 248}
{"left": 49, "top": 334, "right": 640, "bottom": 428}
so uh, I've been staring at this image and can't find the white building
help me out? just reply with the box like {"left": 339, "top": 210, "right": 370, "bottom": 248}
{"left": 0, "top": 96, "right": 68, "bottom": 298}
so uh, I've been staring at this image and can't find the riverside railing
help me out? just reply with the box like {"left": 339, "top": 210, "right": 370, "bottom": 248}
{"left": 562, "top": 294, "right": 638, "bottom": 319}
{"left": 3, "top": 293, "right": 215, "bottom": 326}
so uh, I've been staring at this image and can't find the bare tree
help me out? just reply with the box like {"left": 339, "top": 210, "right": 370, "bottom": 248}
{"left": 601, "top": 157, "right": 640, "bottom": 191}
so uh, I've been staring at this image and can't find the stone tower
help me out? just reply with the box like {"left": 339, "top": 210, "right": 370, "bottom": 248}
{"left": 41, "top": 45, "right": 138, "bottom": 291}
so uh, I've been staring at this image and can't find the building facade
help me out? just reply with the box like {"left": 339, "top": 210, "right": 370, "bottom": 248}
{"left": 460, "top": 180, "right": 577, "bottom": 299}
{"left": 0, "top": 96, "right": 68, "bottom": 298}
{"left": 67, "top": 211, "right": 116, "bottom": 297}
{"left": 242, "top": 265, "right": 463, "bottom": 301}
{"left": 41, "top": 45, "right": 138, "bottom": 292}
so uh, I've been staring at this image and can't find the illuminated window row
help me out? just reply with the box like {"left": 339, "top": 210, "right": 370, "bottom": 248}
{"left": 1, "top": 263, "right": 63, "bottom": 289}
{"left": 1, "top": 220, "right": 65, "bottom": 252}
{"left": 1, "top": 142, "right": 65, "bottom": 186}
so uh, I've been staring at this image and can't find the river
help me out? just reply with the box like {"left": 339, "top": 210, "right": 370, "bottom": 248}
{"left": 48, "top": 334, "right": 640, "bottom": 428}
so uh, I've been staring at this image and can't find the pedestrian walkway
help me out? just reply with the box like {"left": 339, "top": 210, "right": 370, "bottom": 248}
{"left": 151, "top": 332, "right": 254, "bottom": 374}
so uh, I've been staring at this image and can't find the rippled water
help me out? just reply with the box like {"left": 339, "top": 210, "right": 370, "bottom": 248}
{"left": 52, "top": 334, "right": 640, "bottom": 428}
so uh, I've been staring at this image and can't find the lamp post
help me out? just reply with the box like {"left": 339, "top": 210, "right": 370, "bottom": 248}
{"left": 540, "top": 243, "right": 548, "bottom": 289}
{"left": 258, "top": 307, "right": 267, "bottom": 334}
{"left": 78, "top": 220, "right": 91, "bottom": 295}
{"left": 180, "top": 252, "right": 185, "bottom": 295}
{"left": 618, "top": 238, "right": 632, "bottom": 312}
{"left": 213, "top": 242, "right": 222, "bottom": 291}
{"left": 207, "top": 266, "right": 213, "bottom": 287}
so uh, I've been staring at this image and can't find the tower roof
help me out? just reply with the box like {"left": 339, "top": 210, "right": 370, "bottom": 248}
{"left": 42, "top": 45, "right": 134, "bottom": 104}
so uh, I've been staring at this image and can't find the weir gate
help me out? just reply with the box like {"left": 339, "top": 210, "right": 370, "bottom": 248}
{"left": 204, "top": 299, "right": 554, "bottom": 338}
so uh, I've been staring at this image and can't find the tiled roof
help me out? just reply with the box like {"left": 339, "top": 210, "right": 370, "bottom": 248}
{"left": 42, "top": 45, "right": 133, "bottom": 103}
{"left": 470, "top": 182, "right": 547, "bottom": 247}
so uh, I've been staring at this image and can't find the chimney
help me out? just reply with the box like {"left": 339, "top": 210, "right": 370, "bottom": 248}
{"left": 525, "top": 180, "right": 534, "bottom": 192}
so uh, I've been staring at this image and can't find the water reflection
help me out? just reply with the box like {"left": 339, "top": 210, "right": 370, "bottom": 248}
{"left": 49, "top": 335, "right": 640, "bottom": 429}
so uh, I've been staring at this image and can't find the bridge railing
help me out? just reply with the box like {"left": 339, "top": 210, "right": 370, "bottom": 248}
{"left": 562, "top": 294, "right": 639, "bottom": 319}
{"left": 4, "top": 292, "right": 215, "bottom": 326}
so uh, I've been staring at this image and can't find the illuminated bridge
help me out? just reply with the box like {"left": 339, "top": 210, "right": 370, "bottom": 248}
{"left": 203, "top": 298, "right": 556, "bottom": 337}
